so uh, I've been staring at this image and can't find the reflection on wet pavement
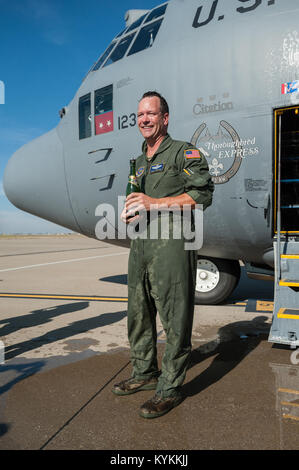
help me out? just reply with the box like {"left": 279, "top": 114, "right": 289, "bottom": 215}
{"left": 271, "top": 361, "right": 299, "bottom": 449}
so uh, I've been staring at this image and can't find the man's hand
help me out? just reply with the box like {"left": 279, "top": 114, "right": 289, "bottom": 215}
{"left": 120, "top": 192, "right": 196, "bottom": 224}
{"left": 121, "top": 192, "right": 157, "bottom": 224}
{"left": 126, "top": 192, "right": 158, "bottom": 212}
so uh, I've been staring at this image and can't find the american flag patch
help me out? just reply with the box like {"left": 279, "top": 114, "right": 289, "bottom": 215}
{"left": 281, "top": 80, "right": 299, "bottom": 94}
{"left": 184, "top": 149, "right": 201, "bottom": 159}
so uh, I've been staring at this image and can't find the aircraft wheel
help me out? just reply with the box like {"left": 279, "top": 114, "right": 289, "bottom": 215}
{"left": 194, "top": 256, "right": 240, "bottom": 305}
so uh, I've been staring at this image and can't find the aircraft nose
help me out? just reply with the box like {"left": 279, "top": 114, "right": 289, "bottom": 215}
{"left": 3, "top": 128, "right": 81, "bottom": 232}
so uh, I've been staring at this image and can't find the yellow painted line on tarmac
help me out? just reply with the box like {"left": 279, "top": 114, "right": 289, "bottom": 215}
{"left": 0, "top": 293, "right": 128, "bottom": 302}
{"left": 256, "top": 300, "right": 274, "bottom": 312}
{"left": 227, "top": 300, "right": 274, "bottom": 312}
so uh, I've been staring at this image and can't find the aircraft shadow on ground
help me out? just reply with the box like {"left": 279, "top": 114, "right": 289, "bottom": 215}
{"left": 184, "top": 316, "right": 270, "bottom": 398}
{"left": 0, "top": 303, "right": 126, "bottom": 441}
{"left": 100, "top": 274, "right": 128, "bottom": 285}
{"left": 0, "top": 359, "right": 45, "bottom": 439}
{"left": 1, "top": 302, "right": 126, "bottom": 361}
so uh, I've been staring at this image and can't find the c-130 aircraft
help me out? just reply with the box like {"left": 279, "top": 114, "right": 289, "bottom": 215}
{"left": 4, "top": 0, "right": 299, "bottom": 345}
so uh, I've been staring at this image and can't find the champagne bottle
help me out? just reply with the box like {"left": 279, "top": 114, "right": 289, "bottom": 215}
{"left": 126, "top": 158, "right": 141, "bottom": 196}
{"left": 126, "top": 159, "right": 141, "bottom": 218}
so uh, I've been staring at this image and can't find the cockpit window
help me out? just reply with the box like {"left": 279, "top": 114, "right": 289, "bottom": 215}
{"left": 127, "top": 19, "right": 163, "bottom": 57}
{"left": 144, "top": 4, "right": 167, "bottom": 23}
{"left": 93, "top": 42, "right": 116, "bottom": 71}
{"left": 90, "top": 2, "right": 168, "bottom": 72}
{"left": 103, "top": 33, "right": 135, "bottom": 67}
{"left": 115, "top": 27, "right": 128, "bottom": 38}
{"left": 94, "top": 84, "right": 113, "bottom": 135}
{"left": 79, "top": 93, "right": 91, "bottom": 140}
{"left": 125, "top": 13, "right": 147, "bottom": 34}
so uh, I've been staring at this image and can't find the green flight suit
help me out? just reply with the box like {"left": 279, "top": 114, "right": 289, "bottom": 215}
{"left": 127, "top": 134, "right": 213, "bottom": 398}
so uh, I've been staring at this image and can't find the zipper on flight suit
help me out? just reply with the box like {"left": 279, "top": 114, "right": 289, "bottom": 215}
{"left": 146, "top": 156, "right": 153, "bottom": 176}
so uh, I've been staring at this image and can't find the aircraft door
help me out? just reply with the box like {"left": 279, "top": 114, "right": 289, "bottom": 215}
{"left": 269, "top": 106, "right": 299, "bottom": 347}
{"left": 274, "top": 106, "right": 299, "bottom": 234}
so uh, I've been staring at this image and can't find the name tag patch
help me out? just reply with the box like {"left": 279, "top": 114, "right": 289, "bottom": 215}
{"left": 184, "top": 149, "right": 201, "bottom": 159}
{"left": 150, "top": 163, "right": 164, "bottom": 173}
{"left": 136, "top": 166, "right": 145, "bottom": 177}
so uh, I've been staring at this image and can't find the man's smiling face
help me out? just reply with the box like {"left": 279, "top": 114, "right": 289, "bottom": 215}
{"left": 137, "top": 96, "right": 169, "bottom": 143}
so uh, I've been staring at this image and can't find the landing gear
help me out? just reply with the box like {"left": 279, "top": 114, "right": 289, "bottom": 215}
{"left": 195, "top": 256, "right": 241, "bottom": 305}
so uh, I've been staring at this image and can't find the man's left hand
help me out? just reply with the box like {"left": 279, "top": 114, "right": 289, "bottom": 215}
{"left": 125, "top": 192, "right": 157, "bottom": 213}
{"left": 120, "top": 192, "right": 156, "bottom": 224}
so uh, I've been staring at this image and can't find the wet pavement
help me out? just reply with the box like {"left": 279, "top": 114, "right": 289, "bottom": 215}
{"left": 0, "top": 235, "right": 298, "bottom": 450}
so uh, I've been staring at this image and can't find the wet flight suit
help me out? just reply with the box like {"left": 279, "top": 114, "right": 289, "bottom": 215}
{"left": 127, "top": 133, "right": 213, "bottom": 398}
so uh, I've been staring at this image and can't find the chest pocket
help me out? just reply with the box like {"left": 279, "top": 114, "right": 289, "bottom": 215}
{"left": 153, "top": 164, "right": 184, "bottom": 196}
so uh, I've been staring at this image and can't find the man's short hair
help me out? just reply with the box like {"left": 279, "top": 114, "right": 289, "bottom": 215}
{"left": 141, "top": 91, "right": 169, "bottom": 115}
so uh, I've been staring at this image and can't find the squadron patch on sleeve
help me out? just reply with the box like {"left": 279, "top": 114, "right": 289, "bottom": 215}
{"left": 136, "top": 166, "right": 145, "bottom": 177}
{"left": 184, "top": 149, "right": 201, "bottom": 159}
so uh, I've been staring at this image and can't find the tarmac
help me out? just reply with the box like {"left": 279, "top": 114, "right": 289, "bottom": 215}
{"left": 0, "top": 234, "right": 298, "bottom": 451}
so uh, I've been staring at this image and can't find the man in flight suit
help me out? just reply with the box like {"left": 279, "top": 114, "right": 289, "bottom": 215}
{"left": 112, "top": 91, "right": 214, "bottom": 418}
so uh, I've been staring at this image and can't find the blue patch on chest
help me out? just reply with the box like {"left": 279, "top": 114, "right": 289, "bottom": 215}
{"left": 150, "top": 163, "right": 164, "bottom": 173}
{"left": 136, "top": 166, "right": 145, "bottom": 177}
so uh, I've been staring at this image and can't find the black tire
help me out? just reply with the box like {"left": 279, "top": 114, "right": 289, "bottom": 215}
{"left": 194, "top": 256, "right": 241, "bottom": 305}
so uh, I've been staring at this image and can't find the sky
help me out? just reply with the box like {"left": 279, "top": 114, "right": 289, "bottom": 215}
{"left": 0, "top": 0, "right": 162, "bottom": 234}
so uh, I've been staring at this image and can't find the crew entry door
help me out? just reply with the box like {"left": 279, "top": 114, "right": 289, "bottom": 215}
{"left": 274, "top": 106, "right": 299, "bottom": 234}
{"left": 269, "top": 106, "right": 299, "bottom": 349}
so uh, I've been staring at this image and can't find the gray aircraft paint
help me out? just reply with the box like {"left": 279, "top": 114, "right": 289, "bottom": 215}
{"left": 4, "top": 0, "right": 299, "bottom": 269}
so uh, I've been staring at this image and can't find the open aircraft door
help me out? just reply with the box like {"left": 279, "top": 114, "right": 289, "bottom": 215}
{"left": 269, "top": 106, "right": 299, "bottom": 347}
